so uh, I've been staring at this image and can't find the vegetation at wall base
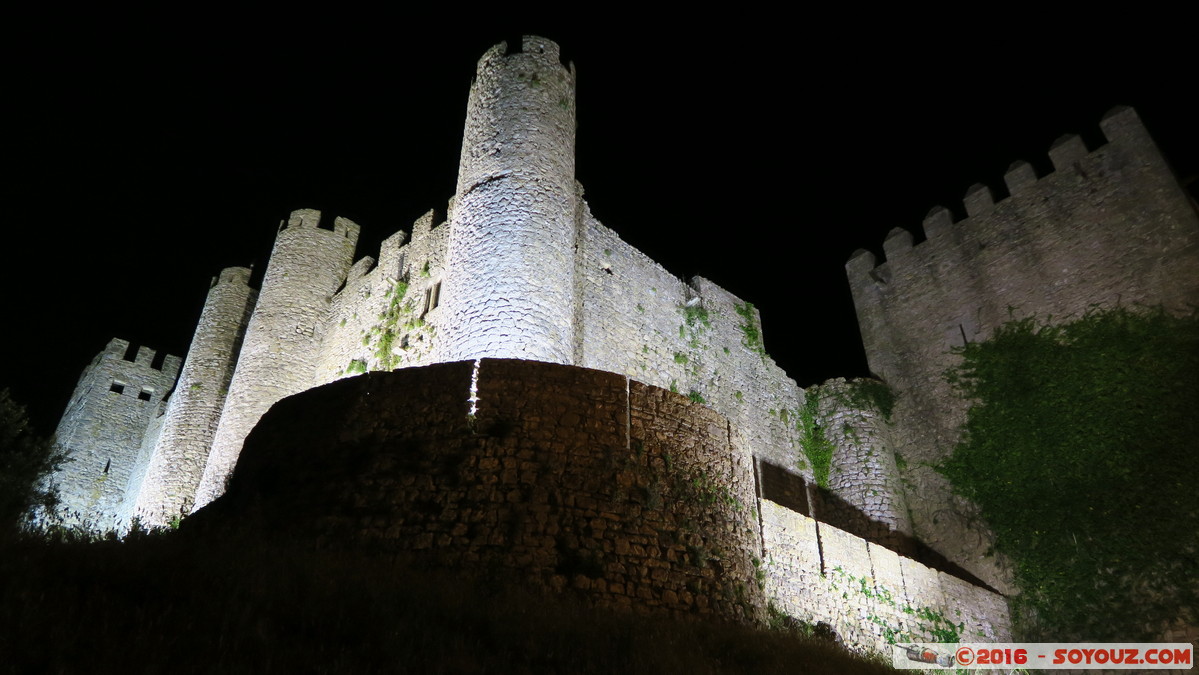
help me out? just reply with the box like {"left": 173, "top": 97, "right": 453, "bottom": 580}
{"left": 940, "top": 306, "right": 1199, "bottom": 641}
{"left": 0, "top": 530, "right": 896, "bottom": 675}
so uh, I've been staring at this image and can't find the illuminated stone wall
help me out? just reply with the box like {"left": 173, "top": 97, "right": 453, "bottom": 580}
{"left": 575, "top": 204, "right": 809, "bottom": 478}
{"left": 194, "top": 360, "right": 767, "bottom": 624}
{"left": 45, "top": 338, "right": 180, "bottom": 529}
{"left": 131, "top": 267, "right": 257, "bottom": 527}
{"left": 813, "top": 378, "right": 911, "bottom": 537}
{"left": 313, "top": 209, "right": 449, "bottom": 382}
{"left": 194, "top": 210, "right": 358, "bottom": 508}
{"left": 440, "top": 37, "right": 579, "bottom": 365}
{"left": 53, "top": 38, "right": 1199, "bottom": 649}
{"left": 63, "top": 37, "right": 908, "bottom": 559}
{"left": 760, "top": 499, "right": 1011, "bottom": 657}
{"left": 846, "top": 107, "right": 1199, "bottom": 592}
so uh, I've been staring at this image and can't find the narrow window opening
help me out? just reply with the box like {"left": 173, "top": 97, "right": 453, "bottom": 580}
{"left": 430, "top": 281, "right": 441, "bottom": 310}
{"left": 138, "top": 388, "right": 153, "bottom": 402}
{"left": 110, "top": 381, "right": 125, "bottom": 395}
{"left": 103, "top": 459, "right": 111, "bottom": 474}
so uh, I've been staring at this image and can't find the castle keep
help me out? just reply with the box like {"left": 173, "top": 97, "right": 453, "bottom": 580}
{"left": 42, "top": 36, "right": 1198, "bottom": 653}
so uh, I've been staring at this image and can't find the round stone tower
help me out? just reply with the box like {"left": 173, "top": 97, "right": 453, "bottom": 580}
{"left": 132, "top": 267, "right": 257, "bottom": 526}
{"left": 440, "top": 36, "right": 579, "bottom": 364}
{"left": 818, "top": 378, "right": 913, "bottom": 537}
{"left": 194, "top": 209, "right": 358, "bottom": 508}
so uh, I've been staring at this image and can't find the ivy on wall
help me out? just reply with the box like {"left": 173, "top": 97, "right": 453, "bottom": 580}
{"left": 733, "top": 302, "right": 766, "bottom": 358}
{"left": 797, "top": 392, "right": 835, "bottom": 489}
{"left": 940, "top": 307, "right": 1198, "bottom": 640}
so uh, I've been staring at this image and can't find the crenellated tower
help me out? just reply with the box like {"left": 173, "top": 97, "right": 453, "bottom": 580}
{"left": 132, "top": 267, "right": 257, "bottom": 525}
{"left": 45, "top": 338, "right": 180, "bottom": 529}
{"left": 194, "top": 209, "right": 358, "bottom": 508}
{"left": 32, "top": 37, "right": 1051, "bottom": 654}
{"left": 440, "top": 36, "right": 579, "bottom": 364}
{"left": 845, "top": 106, "right": 1199, "bottom": 590}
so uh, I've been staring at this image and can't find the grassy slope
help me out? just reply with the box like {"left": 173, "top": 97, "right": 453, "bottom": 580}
{"left": 0, "top": 530, "right": 897, "bottom": 675}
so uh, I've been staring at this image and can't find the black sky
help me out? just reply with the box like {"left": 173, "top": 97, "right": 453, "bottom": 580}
{"left": 4, "top": 14, "right": 1195, "bottom": 433}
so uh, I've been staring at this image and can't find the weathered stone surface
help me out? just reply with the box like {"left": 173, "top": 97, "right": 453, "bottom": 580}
{"left": 45, "top": 338, "right": 180, "bottom": 529}
{"left": 45, "top": 37, "right": 1197, "bottom": 649}
{"left": 193, "top": 360, "right": 766, "bottom": 624}
{"left": 133, "top": 267, "right": 256, "bottom": 526}
{"left": 760, "top": 499, "right": 1010, "bottom": 656}
{"left": 847, "top": 106, "right": 1199, "bottom": 591}
{"left": 195, "top": 211, "right": 359, "bottom": 507}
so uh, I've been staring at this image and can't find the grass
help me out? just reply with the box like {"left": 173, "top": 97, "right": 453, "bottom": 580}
{"left": 0, "top": 529, "right": 898, "bottom": 674}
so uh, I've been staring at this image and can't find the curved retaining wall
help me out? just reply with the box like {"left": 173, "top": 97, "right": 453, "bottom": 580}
{"left": 195, "top": 359, "right": 766, "bottom": 624}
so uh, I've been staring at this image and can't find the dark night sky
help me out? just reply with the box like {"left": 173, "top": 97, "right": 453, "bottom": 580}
{"left": 3, "top": 14, "right": 1195, "bottom": 433}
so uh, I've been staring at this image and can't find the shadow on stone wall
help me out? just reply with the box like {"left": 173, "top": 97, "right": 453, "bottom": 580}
{"left": 757, "top": 460, "right": 995, "bottom": 592}
{"left": 185, "top": 359, "right": 767, "bottom": 624}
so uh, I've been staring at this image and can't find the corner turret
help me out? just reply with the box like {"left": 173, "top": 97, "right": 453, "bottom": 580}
{"left": 43, "top": 338, "right": 180, "bottom": 529}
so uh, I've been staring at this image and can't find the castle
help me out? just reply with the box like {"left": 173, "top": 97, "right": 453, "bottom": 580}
{"left": 41, "top": 36, "right": 1198, "bottom": 653}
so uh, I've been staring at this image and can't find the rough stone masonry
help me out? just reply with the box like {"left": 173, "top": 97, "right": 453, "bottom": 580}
{"left": 42, "top": 35, "right": 1199, "bottom": 655}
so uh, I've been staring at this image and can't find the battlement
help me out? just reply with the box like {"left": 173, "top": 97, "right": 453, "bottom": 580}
{"left": 282, "top": 208, "right": 321, "bottom": 230}
{"left": 279, "top": 208, "right": 360, "bottom": 243}
{"left": 101, "top": 337, "right": 131, "bottom": 358}
{"left": 58, "top": 37, "right": 1199, "bottom": 650}
{"left": 213, "top": 266, "right": 253, "bottom": 288}
{"left": 848, "top": 106, "right": 1180, "bottom": 281}
{"left": 93, "top": 338, "right": 180, "bottom": 378}
{"left": 845, "top": 105, "right": 1199, "bottom": 592}
{"left": 482, "top": 36, "right": 571, "bottom": 73}
{"left": 409, "top": 208, "right": 443, "bottom": 243}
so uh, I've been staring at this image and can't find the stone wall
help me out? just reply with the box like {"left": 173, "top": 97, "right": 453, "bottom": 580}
{"left": 760, "top": 499, "right": 1011, "bottom": 658}
{"left": 846, "top": 106, "right": 1199, "bottom": 591}
{"left": 133, "top": 36, "right": 832, "bottom": 519}
{"left": 314, "top": 208, "right": 449, "bottom": 382}
{"left": 47, "top": 338, "right": 180, "bottom": 529}
{"left": 576, "top": 201, "right": 808, "bottom": 477}
{"left": 194, "top": 359, "right": 766, "bottom": 624}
